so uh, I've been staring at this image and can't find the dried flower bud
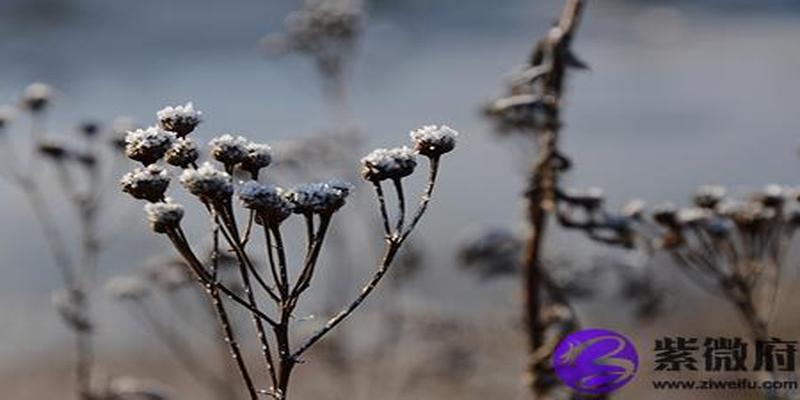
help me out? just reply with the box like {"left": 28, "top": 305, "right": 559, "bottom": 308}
{"left": 238, "top": 181, "right": 293, "bottom": 224}
{"left": 37, "top": 138, "right": 70, "bottom": 160}
{"left": 22, "top": 82, "right": 52, "bottom": 113}
{"left": 622, "top": 199, "right": 646, "bottom": 220}
{"left": 287, "top": 179, "right": 353, "bottom": 214}
{"left": 180, "top": 162, "right": 233, "bottom": 202}
{"left": 652, "top": 203, "right": 678, "bottom": 227}
{"left": 209, "top": 134, "right": 249, "bottom": 167}
{"left": 410, "top": 125, "right": 458, "bottom": 157}
{"left": 165, "top": 138, "right": 199, "bottom": 168}
{"left": 144, "top": 198, "right": 184, "bottom": 233}
{"left": 694, "top": 185, "right": 726, "bottom": 209}
{"left": 125, "top": 126, "right": 175, "bottom": 165}
{"left": 240, "top": 142, "right": 273, "bottom": 176}
{"left": 121, "top": 164, "right": 170, "bottom": 202}
{"left": 564, "top": 187, "right": 604, "bottom": 210}
{"left": 360, "top": 147, "right": 417, "bottom": 182}
{"left": 157, "top": 102, "right": 203, "bottom": 137}
{"left": 105, "top": 276, "right": 150, "bottom": 300}
{"left": 80, "top": 121, "right": 100, "bottom": 138}
{"left": 760, "top": 184, "right": 786, "bottom": 207}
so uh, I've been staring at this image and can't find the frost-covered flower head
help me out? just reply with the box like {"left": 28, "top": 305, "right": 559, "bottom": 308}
{"left": 125, "top": 126, "right": 175, "bottom": 165}
{"left": 121, "top": 164, "right": 170, "bottom": 203}
{"left": 180, "top": 162, "right": 233, "bottom": 202}
{"left": 287, "top": 179, "right": 353, "bottom": 214}
{"left": 157, "top": 102, "right": 203, "bottom": 137}
{"left": 360, "top": 147, "right": 417, "bottom": 182}
{"left": 209, "top": 134, "right": 249, "bottom": 168}
{"left": 410, "top": 125, "right": 458, "bottom": 157}
{"left": 105, "top": 276, "right": 150, "bottom": 300}
{"left": 144, "top": 198, "right": 184, "bottom": 233}
{"left": 165, "top": 137, "right": 199, "bottom": 168}
{"left": 694, "top": 185, "right": 727, "bottom": 209}
{"left": 564, "top": 187, "right": 605, "bottom": 210}
{"left": 22, "top": 82, "right": 53, "bottom": 113}
{"left": 240, "top": 142, "right": 273, "bottom": 177}
{"left": 238, "top": 181, "right": 293, "bottom": 224}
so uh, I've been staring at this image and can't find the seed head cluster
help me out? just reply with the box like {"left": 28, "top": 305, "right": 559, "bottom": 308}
{"left": 238, "top": 181, "right": 294, "bottom": 224}
{"left": 157, "top": 102, "right": 203, "bottom": 137}
{"left": 180, "top": 162, "right": 234, "bottom": 202}
{"left": 165, "top": 138, "right": 199, "bottom": 168}
{"left": 144, "top": 198, "right": 184, "bottom": 234}
{"left": 121, "top": 164, "right": 170, "bottom": 203}
{"left": 125, "top": 127, "right": 175, "bottom": 166}
{"left": 409, "top": 125, "right": 458, "bottom": 157}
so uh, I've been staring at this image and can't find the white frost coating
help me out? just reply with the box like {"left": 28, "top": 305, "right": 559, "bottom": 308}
{"left": 120, "top": 165, "right": 170, "bottom": 202}
{"left": 239, "top": 181, "right": 293, "bottom": 222}
{"left": 241, "top": 142, "right": 273, "bottom": 173}
{"left": 287, "top": 179, "right": 352, "bottom": 214}
{"left": 409, "top": 125, "right": 458, "bottom": 156}
{"left": 209, "top": 134, "right": 249, "bottom": 165}
{"left": 157, "top": 102, "right": 203, "bottom": 136}
{"left": 165, "top": 137, "right": 199, "bottom": 168}
{"left": 144, "top": 198, "right": 185, "bottom": 233}
{"left": 360, "top": 146, "right": 417, "bottom": 182}
{"left": 125, "top": 126, "right": 175, "bottom": 164}
{"left": 180, "top": 161, "right": 233, "bottom": 200}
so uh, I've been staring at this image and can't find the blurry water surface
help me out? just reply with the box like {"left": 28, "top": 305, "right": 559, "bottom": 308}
{"left": 1, "top": 0, "right": 800, "bottom": 370}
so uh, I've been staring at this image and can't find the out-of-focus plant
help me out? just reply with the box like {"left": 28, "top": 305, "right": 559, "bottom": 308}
{"left": 0, "top": 83, "right": 133, "bottom": 400}
{"left": 556, "top": 184, "right": 800, "bottom": 342}
{"left": 458, "top": 227, "right": 664, "bottom": 319}
{"left": 482, "top": 0, "right": 592, "bottom": 398}
{"left": 119, "top": 102, "right": 456, "bottom": 400}
{"left": 105, "top": 253, "right": 241, "bottom": 400}
{"left": 261, "top": 0, "right": 363, "bottom": 120}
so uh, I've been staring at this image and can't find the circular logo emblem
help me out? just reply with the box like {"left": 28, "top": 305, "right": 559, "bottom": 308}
{"left": 552, "top": 328, "right": 639, "bottom": 395}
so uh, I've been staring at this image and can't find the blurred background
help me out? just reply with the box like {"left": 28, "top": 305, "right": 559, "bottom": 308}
{"left": 1, "top": 0, "right": 800, "bottom": 399}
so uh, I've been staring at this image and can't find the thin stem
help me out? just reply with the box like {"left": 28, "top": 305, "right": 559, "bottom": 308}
{"left": 392, "top": 178, "right": 406, "bottom": 234}
{"left": 372, "top": 182, "right": 392, "bottom": 237}
{"left": 401, "top": 156, "right": 440, "bottom": 241}
{"left": 291, "top": 240, "right": 401, "bottom": 359}
{"left": 290, "top": 214, "right": 333, "bottom": 301}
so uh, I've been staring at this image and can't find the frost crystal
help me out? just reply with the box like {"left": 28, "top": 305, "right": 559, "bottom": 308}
{"left": 409, "top": 125, "right": 458, "bottom": 157}
{"left": 209, "top": 134, "right": 249, "bottom": 167}
{"left": 22, "top": 82, "right": 53, "bottom": 112}
{"left": 165, "top": 137, "right": 199, "bottom": 168}
{"left": 287, "top": 179, "right": 352, "bottom": 214}
{"left": 238, "top": 181, "right": 293, "bottom": 224}
{"left": 120, "top": 164, "right": 170, "bottom": 203}
{"left": 105, "top": 276, "right": 150, "bottom": 300}
{"left": 125, "top": 126, "right": 175, "bottom": 165}
{"left": 144, "top": 198, "right": 184, "bottom": 233}
{"left": 360, "top": 147, "right": 417, "bottom": 182}
{"left": 240, "top": 142, "right": 273, "bottom": 176}
{"left": 157, "top": 102, "right": 203, "bottom": 137}
{"left": 180, "top": 162, "right": 233, "bottom": 202}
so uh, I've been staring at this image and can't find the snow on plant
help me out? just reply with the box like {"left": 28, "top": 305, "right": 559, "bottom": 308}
{"left": 120, "top": 103, "right": 456, "bottom": 400}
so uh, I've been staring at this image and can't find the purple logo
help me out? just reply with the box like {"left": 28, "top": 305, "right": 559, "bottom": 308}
{"left": 553, "top": 328, "right": 639, "bottom": 395}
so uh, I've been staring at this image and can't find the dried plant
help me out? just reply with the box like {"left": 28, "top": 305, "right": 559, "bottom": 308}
{"left": 556, "top": 184, "right": 800, "bottom": 342}
{"left": 0, "top": 83, "right": 133, "bottom": 399}
{"left": 119, "top": 102, "right": 456, "bottom": 399}
{"left": 261, "top": 0, "right": 363, "bottom": 120}
{"left": 482, "top": 0, "right": 590, "bottom": 398}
